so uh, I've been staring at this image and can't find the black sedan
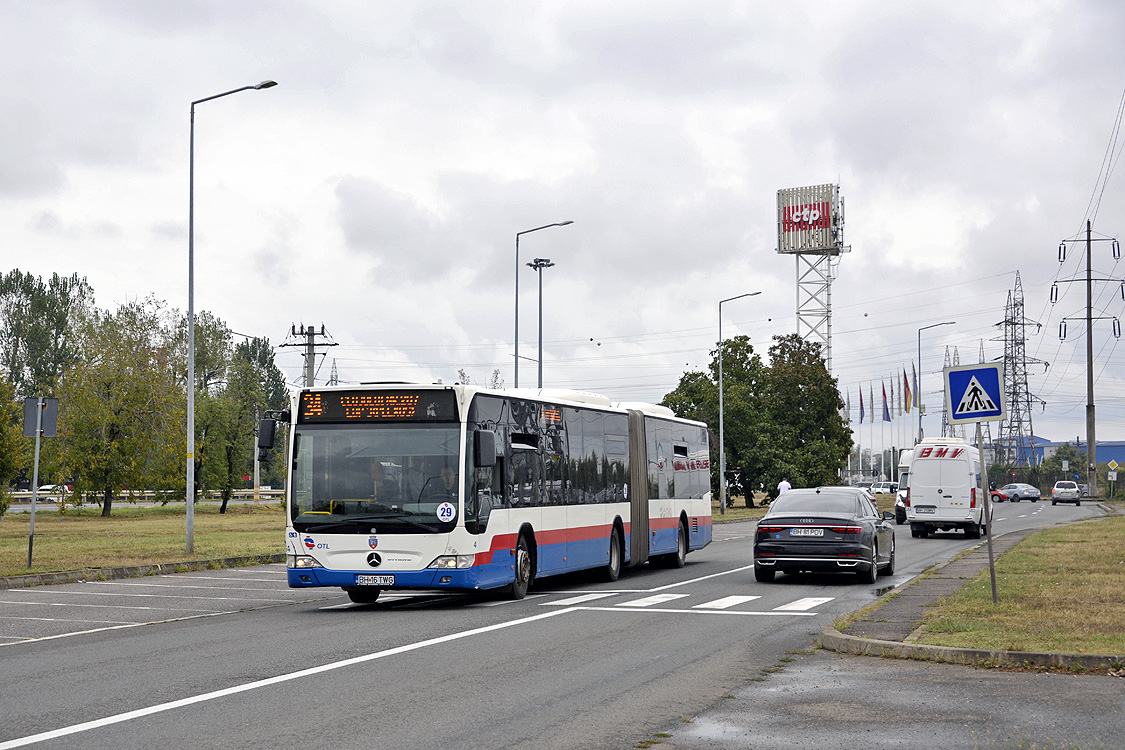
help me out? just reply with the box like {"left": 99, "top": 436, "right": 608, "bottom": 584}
{"left": 753, "top": 487, "right": 896, "bottom": 584}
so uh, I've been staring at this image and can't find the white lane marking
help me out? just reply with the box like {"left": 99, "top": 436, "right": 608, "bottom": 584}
{"left": 692, "top": 595, "right": 761, "bottom": 610}
{"left": 574, "top": 606, "right": 815, "bottom": 617}
{"left": 473, "top": 594, "right": 548, "bottom": 607}
{"left": 648, "top": 564, "right": 756, "bottom": 591}
{"left": 0, "top": 608, "right": 575, "bottom": 749}
{"left": 617, "top": 594, "right": 689, "bottom": 608}
{"left": 0, "top": 600, "right": 216, "bottom": 613}
{"left": 87, "top": 581, "right": 293, "bottom": 594}
{"left": 773, "top": 597, "right": 834, "bottom": 611}
{"left": 6, "top": 590, "right": 292, "bottom": 603}
{"left": 543, "top": 593, "right": 618, "bottom": 606}
{"left": 0, "top": 615, "right": 133, "bottom": 625}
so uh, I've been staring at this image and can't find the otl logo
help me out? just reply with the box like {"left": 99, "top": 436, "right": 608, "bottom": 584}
{"left": 303, "top": 536, "right": 316, "bottom": 550}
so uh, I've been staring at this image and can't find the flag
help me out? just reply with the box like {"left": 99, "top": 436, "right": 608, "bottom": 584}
{"left": 882, "top": 382, "right": 891, "bottom": 422}
{"left": 912, "top": 363, "right": 919, "bottom": 409}
{"left": 859, "top": 388, "right": 865, "bottom": 424}
{"left": 846, "top": 390, "right": 851, "bottom": 422}
{"left": 890, "top": 380, "right": 896, "bottom": 417}
{"left": 870, "top": 384, "right": 875, "bottom": 424}
{"left": 903, "top": 367, "right": 912, "bottom": 414}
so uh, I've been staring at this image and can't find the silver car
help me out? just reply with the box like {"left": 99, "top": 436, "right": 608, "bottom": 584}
{"left": 1051, "top": 481, "right": 1081, "bottom": 506}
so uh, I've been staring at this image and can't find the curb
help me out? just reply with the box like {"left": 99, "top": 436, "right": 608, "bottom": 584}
{"left": 0, "top": 554, "right": 286, "bottom": 590}
{"left": 818, "top": 624, "right": 1125, "bottom": 671}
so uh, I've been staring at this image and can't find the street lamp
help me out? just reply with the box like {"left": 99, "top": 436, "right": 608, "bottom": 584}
{"left": 718, "top": 291, "right": 761, "bottom": 515}
{"left": 916, "top": 321, "right": 955, "bottom": 443}
{"left": 187, "top": 80, "right": 276, "bottom": 554}
{"left": 526, "top": 258, "right": 555, "bottom": 388}
{"left": 514, "top": 221, "right": 572, "bottom": 388}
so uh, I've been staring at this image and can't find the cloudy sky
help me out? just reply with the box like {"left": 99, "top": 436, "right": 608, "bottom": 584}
{"left": 5, "top": 0, "right": 1125, "bottom": 452}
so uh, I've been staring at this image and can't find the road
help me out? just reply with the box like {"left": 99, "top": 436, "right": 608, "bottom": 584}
{"left": 0, "top": 500, "right": 1098, "bottom": 749}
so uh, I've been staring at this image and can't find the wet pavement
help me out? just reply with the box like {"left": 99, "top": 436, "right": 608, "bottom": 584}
{"left": 657, "top": 648, "right": 1125, "bottom": 749}
{"left": 655, "top": 521, "right": 1125, "bottom": 749}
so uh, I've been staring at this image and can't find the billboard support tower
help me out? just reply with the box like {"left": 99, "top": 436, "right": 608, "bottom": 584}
{"left": 777, "top": 184, "right": 849, "bottom": 373}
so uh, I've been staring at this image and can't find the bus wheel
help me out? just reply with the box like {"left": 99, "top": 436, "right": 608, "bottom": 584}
{"left": 603, "top": 527, "right": 623, "bottom": 582}
{"left": 669, "top": 522, "right": 687, "bottom": 568}
{"left": 510, "top": 535, "right": 532, "bottom": 600}
{"left": 343, "top": 586, "right": 381, "bottom": 604}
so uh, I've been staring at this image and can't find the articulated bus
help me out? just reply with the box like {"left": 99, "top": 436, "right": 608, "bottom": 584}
{"left": 258, "top": 383, "right": 712, "bottom": 603}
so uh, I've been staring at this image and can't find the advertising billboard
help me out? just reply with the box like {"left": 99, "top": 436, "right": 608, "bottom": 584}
{"left": 777, "top": 184, "right": 842, "bottom": 254}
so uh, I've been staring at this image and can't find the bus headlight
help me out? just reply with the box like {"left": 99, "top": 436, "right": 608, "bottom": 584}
{"left": 427, "top": 555, "right": 475, "bottom": 569}
{"left": 287, "top": 554, "right": 323, "bottom": 569}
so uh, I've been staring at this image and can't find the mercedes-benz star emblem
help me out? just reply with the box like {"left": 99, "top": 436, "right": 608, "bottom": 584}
{"left": 367, "top": 552, "right": 382, "bottom": 568}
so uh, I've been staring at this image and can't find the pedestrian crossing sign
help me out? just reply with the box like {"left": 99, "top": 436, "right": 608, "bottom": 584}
{"left": 944, "top": 362, "right": 1005, "bottom": 423}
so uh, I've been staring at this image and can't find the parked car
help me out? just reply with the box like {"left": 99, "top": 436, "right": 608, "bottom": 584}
{"left": 990, "top": 483, "right": 1041, "bottom": 503}
{"left": 871, "top": 481, "right": 898, "bottom": 494}
{"left": 35, "top": 484, "right": 70, "bottom": 500}
{"left": 1051, "top": 480, "right": 1081, "bottom": 506}
{"left": 1079, "top": 484, "right": 1090, "bottom": 497}
{"left": 753, "top": 486, "right": 896, "bottom": 584}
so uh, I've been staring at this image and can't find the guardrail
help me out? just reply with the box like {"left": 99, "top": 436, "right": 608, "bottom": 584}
{"left": 7, "top": 489, "right": 285, "bottom": 503}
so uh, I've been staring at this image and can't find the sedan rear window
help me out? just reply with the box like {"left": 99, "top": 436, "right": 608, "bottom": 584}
{"left": 767, "top": 493, "right": 856, "bottom": 516}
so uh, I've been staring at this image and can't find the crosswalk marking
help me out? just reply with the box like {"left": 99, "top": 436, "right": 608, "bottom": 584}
{"left": 773, "top": 597, "right": 834, "bottom": 611}
{"left": 616, "top": 594, "right": 688, "bottom": 608}
{"left": 692, "top": 595, "right": 761, "bottom": 610}
{"left": 543, "top": 593, "right": 618, "bottom": 607}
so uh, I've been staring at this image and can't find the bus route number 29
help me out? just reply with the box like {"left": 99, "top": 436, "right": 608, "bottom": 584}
{"left": 437, "top": 502, "right": 456, "bottom": 523}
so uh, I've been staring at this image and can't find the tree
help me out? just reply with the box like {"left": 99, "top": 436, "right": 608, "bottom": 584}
{"left": 0, "top": 377, "right": 28, "bottom": 517}
{"left": 660, "top": 333, "right": 851, "bottom": 506}
{"left": 57, "top": 298, "right": 183, "bottom": 516}
{"left": 0, "top": 270, "right": 93, "bottom": 398}
{"left": 1040, "top": 440, "right": 1087, "bottom": 485}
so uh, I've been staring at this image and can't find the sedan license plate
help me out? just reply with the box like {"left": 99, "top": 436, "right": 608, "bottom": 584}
{"left": 915, "top": 507, "right": 936, "bottom": 514}
{"left": 355, "top": 574, "right": 394, "bottom": 586}
{"left": 790, "top": 527, "right": 824, "bottom": 537}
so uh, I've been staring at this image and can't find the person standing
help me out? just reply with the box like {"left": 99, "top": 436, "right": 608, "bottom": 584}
{"left": 777, "top": 478, "right": 792, "bottom": 494}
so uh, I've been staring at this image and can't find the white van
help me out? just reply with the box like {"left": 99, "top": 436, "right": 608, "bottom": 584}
{"left": 905, "top": 438, "right": 984, "bottom": 538}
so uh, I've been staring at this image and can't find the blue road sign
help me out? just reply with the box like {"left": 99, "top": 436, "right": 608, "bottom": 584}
{"left": 944, "top": 362, "right": 1006, "bottom": 424}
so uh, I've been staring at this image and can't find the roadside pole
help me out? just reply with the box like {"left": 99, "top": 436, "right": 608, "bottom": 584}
{"left": 944, "top": 362, "right": 1005, "bottom": 606}
{"left": 23, "top": 397, "right": 58, "bottom": 568}
{"left": 976, "top": 421, "right": 998, "bottom": 604}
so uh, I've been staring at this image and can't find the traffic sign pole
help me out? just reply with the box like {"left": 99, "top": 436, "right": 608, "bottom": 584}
{"left": 977, "top": 421, "right": 998, "bottom": 605}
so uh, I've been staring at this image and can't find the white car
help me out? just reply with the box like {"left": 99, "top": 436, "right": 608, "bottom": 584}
{"left": 1051, "top": 481, "right": 1081, "bottom": 506}
{"left": 36, "top": 485, "right": 69, "bottom": 500}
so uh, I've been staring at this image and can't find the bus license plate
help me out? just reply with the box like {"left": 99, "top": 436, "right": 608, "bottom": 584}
{"left": 790, "top": 528, "right": 823, "bottom": 537}
{"left": 915, "top": 507, "right": 936, "bottom": 514}
{"left": 356, "top": 574, "right": 394, "bottom": 586}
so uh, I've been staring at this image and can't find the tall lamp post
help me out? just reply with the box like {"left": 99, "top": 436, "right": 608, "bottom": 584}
{"left": 514, "top": 221, "right": 572, "bottom": 388}
{"left": 187, "top": 80, "right": 277, "bottom": 554}
{"left": 718, "top": 292, "right": 761, "bottom": 515}
{"left": 916, "top": 321, "right": 955, "bottom": 444}
{"left": 526, "top": 257, "right": 555, "bottom": 388}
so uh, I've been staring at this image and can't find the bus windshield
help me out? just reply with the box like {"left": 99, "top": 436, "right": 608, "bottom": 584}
{"left": 290, "top": 423, "right": 462, "bottom": 534}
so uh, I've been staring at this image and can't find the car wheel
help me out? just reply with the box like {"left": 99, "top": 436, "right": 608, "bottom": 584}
{"left": 1012, "top": 495, "right": 1021, "bottom": 502}
{"left": 1031, "top": 497, "right": 1038, "bottom": 503}
{"left": 857, "top": 546, "right": 878, "bottom": 584}
{"left": 1076, "top": 499, "right": 1081, "bottom": 506}
{"left": 754, "top": 566, "right": 775, "bottom": 582}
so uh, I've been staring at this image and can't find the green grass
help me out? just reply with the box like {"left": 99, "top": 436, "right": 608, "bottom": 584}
{"left": 916, "top": 515, "right": 1125, "bottom": 655}
{"left": 0, "top": 503, "right": 286, "bottom": 578}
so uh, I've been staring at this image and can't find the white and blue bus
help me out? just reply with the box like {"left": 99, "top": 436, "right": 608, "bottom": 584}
{"left": 259, "top": 383, "right": 712, "bottom": 603}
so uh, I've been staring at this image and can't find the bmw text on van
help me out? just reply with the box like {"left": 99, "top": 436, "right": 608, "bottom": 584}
{"left": 904, "top": 438, "right": 985, "bottom": 538}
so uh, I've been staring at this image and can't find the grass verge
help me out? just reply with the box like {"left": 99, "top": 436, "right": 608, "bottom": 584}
{"left": 915, "top": 515, "right": 1125, "bottom": 656}
{"left": 0, "top": 503, "right": 286, "bottom": 579}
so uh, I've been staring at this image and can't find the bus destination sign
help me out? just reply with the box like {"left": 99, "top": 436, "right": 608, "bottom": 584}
{"left": 298, "top": 390, "right": 458, "bottom": 423}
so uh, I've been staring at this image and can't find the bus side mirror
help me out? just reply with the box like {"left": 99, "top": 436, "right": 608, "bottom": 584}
{"left": 474, "top": 430, "right": 497, "bottom": 468}
{"left": 258, "top": 419, "right": 277, "bottom": 461}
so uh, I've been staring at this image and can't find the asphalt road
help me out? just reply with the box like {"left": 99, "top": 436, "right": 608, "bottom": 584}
{"left": 0, "top": 499, "right": 1103, "bottom": 749}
